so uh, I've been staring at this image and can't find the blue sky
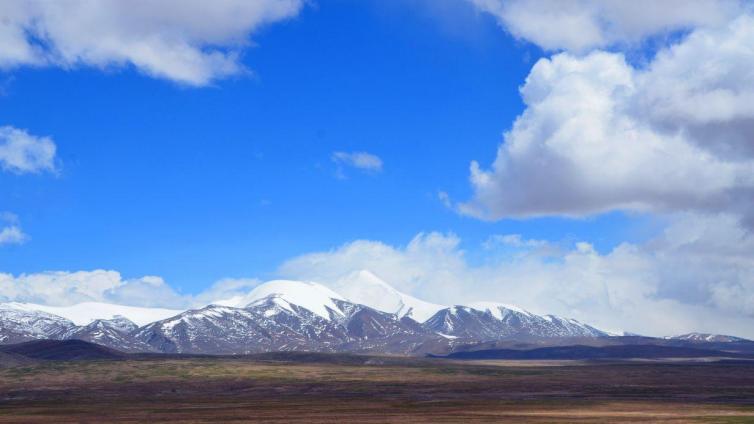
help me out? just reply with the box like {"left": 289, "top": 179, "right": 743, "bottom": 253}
{"left": 1, "top": 0, "right": 753, "bottom": 337}
{"left": 0, "top": 0, "right": 643, "bottom": 291}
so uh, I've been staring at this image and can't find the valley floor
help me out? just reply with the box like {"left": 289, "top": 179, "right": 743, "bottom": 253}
{"left": 0, "top": 355, "right": 753, "bottom": 423}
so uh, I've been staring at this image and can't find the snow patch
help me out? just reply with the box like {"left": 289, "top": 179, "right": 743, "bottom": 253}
{"left": 467, "top": 302, "right": 533, "bottom": 319}
{"left": 437, "top": 332, "right": 458, "bottom": 339}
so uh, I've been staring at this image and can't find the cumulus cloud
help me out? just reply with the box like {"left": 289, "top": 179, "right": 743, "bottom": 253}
{"left": 637, "top": 16, "right": 754, "bottom": 160}
{"left": 281, "top": 232, "right": 467, "bottom": 300}
{"left": 458, "top": 15, "right": 754, "bottom": 222}
{"left": 469, "top": 0, "right": 744, "bottom": 51}
{"left": 331, "top": 151, "right": 383, "bottom": 175}
{"left": 0, "top": 126, "right": 56, "bottom": 174}
{"left": 435, "top": 3, "right": 754, "bottom": 338}
{"left": 0, "top": 0, "right": 303, "bottom": 85}
{"left": 279, "top": 217, "right": 754, "bottom": 338}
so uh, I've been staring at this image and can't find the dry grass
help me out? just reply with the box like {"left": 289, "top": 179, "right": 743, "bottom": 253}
{"left": 0, "top": 357, "right": 752, "bottom": 422}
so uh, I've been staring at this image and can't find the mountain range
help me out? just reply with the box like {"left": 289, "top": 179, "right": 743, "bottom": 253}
{"left": 0, "top": 271, "right": 746, "bottom": 355}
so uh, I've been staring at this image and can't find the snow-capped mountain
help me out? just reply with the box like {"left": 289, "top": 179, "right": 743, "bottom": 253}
{"left": 134, "top": 281, "right": 445, "bottom": 355}
{"left": 67, "top": 315, "right": 138, "bottom": 336}
{"left": 670, "top": 332, "right": 750, "bottom": 343}
{"left": 424, "top": 304, "right": 606, "bottom": 340}
{"left": 4, "top": 302, "right": 182, "bottom": 326}
{"left": 135, "top": 301, "right": 349, "bottom": 354}
{"left": 0, "top": 277, "right": 616, "bottom": 354}
{"left": 216, "top": 279, "right": 348, "bottom": 320}
{"left": 62, "top": 316, "right": 152, "bottom": 352}
{"left": 0, "top": 304, "right": 76, "bottom": 344}
{"left": 333, "top": 299, "right": 448, "bottom": 353}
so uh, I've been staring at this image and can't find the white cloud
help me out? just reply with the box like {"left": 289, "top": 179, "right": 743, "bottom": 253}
{"left": 0, "top": 226, "right": 26, "bottom": 245}
{"left": 192, "top": 277, "right": 262, "bottom": 306}
{"left": 637, "top": 16, "right": 754, "bottom": 160}
{"left": 469, "top": 0, "right": 744, "bottom": 51}
{"left": 0, "top": 270, "right": 187, "bottom": 307}
{"left": 0, "top": 212, "right": 28, "bottom": 246}
{"left": 281, "top": 232, "right": 467, "bottom": 300}
{"left": 0, "top": 0, "right": 303, "bottom": 86}
{"left": 457, "top": 15, "right": 754, "bottom": 222}
{"left": 331, "top": 151, "right": 384, "bottom": 173}
{"left": 0, "top": 269, "right": 262, "bottom": 309}
{"left": 0, "top": 126, "right": 56, "bottom": 174}
{"left": 438, "top": 191, "right": 452, "bottom": 208}
{"left": 279, "top": 217, "right": 754, "bottom": 338}
{"left": 103, "top": 275, "right": 190, "bottom": 308}
{"left": 0, "top": 270, "right": 137, "bottom": 306}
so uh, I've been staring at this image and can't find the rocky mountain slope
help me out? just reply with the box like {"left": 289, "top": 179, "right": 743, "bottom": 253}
{"left": 425, "top": 304, "right": 606, "bottom": 340}
{"left": 62, "top": 316, "right": 153, "bottom": 352}
{"left": 135, "top": 281, "right": 447, "bottom": 354}
{"left": 0, "top": 304, "right": 75, "bottom": 344}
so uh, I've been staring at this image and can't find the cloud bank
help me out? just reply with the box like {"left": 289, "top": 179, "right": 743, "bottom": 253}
{"left": 0, "top": 0, "right": 303, "bottom": 85}
{"left": 279, "top": 217, "right": 754, "bottom": 338}
{"left": 2, "top": 214, "right": 753, "bottom": 338}
{"left": 0, "top": 269, "right": 260, "bottom": 310}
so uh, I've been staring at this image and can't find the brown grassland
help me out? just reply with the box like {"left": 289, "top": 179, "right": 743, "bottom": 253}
{"left": 0, "top": 356, "right": 753, "bottom": 423}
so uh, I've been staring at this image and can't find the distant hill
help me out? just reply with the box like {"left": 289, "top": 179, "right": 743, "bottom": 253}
{"left": 0, "top": 339, "right": 126, "bottom": 361}
{"left": 433, "top": 344, "right": 753, "bottom": 360}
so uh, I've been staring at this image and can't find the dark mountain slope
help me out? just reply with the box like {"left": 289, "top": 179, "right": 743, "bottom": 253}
{"left": 434, "top": 344, "right": 753, "bottom": 360}
{"left": 0, "top": 339, "right": 126, "bottom": 360}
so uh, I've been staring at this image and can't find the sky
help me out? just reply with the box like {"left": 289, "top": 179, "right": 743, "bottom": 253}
{"left": 1, "top": 0, "right": 754, "bottom": 337}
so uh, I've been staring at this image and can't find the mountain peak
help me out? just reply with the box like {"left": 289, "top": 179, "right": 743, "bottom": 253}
{"left": 327, "top": 270, "right": 446, "bottom": 322}
{"left": 243, "top": 280, "right": 345, "bottom": 320}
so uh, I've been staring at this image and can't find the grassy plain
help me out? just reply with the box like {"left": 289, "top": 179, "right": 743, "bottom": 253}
{"left": 0, "top": 355, "right": 753, "bottom": 423}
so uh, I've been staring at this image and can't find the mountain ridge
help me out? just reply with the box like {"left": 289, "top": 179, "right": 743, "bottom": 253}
{"left": 2, "top": 276, "right": 748, "bottom": 355}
